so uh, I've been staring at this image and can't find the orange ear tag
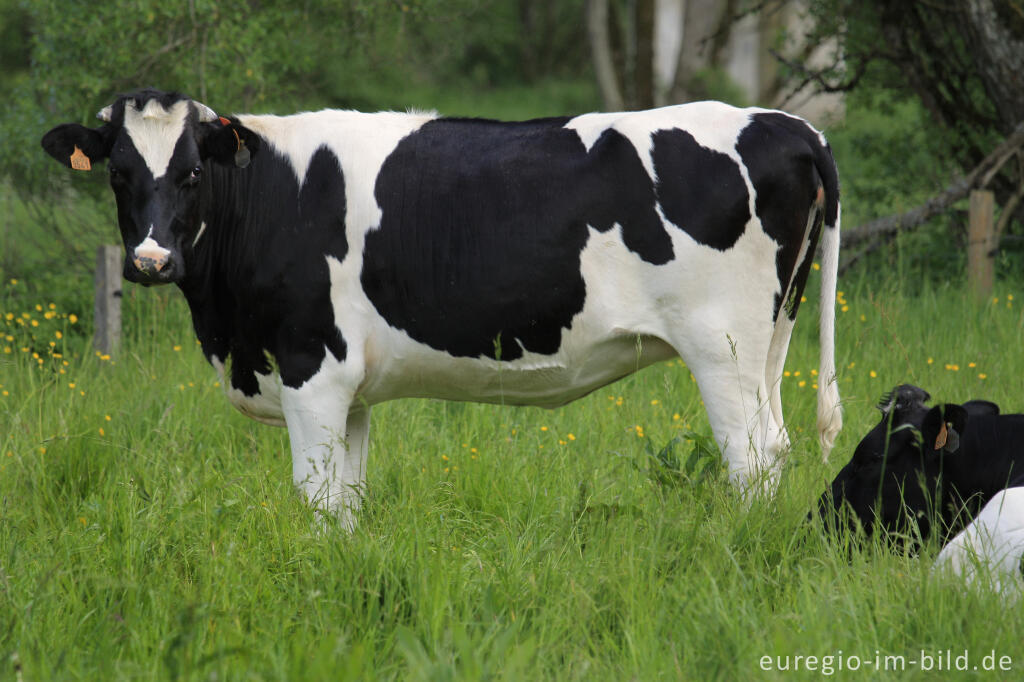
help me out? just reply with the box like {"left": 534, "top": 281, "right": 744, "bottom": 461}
{"left": 69, "top": 145, "right": 92, "bottom": 171}
{"left": 933, "top": 422, "right": 948, "bottom": 450}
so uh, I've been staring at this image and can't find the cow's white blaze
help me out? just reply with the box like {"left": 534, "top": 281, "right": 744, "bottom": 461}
{"left": 123, "top": 99, "right": 190, "bottom": 179}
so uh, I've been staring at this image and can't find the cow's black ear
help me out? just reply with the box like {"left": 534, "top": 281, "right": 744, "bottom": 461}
{"left": 922, "top": 404, "right": 968, "bottom": 455}
{"left": 41, "top": 123, "right": 112, "bottom": 171}
{"left": 201, "top": 119, "right": 261, "bottom": 167}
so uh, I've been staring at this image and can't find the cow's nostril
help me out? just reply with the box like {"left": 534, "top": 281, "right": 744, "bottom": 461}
{"left": 133, "top": 253, "right": 169, "bottom": 273}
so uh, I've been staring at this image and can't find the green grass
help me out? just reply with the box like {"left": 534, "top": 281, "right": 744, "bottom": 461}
{"left": 2, "top": 271, "right": 1024, "bottom": 681}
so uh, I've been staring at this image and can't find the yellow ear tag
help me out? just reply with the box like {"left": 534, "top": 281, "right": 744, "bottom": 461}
{"left": 69, "top": 145, "right": 92, "bottom": 171}
{"left": 933, "top": 422, "right": 948, "bottom": 450}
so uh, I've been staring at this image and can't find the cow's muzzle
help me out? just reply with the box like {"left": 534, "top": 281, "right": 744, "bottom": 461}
{"left": 127, "top": 237, "right": 179, "bottom": 284}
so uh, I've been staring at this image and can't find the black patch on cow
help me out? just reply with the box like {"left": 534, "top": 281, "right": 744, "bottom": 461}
{"left": 182, "top": 144, "right": 348, "bottom": 393}
{"left": 651, "top": 128, "right": 750, "bottom": 251}
{"left": 362, "top": 117, "right": 672, "bottom": 361}
{"left": 737, "top": 113, "right": 836, "bottom": 320}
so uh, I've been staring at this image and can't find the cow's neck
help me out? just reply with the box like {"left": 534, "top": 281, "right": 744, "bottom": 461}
{"left": 176, "top": 129, "right": 351, "bottom": 395}
{"left": 177, "top": 159, "right": 265, "bottom": 371}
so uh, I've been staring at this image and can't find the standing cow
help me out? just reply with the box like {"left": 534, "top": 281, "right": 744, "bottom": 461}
{"left": 42, "top": 89, "right": 842, "bottom": 527}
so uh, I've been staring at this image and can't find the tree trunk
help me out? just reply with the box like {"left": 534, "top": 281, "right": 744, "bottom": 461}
{"left": 961, "top": 0, "right": 1024, "bottom": 135}
{"left": 668, "top": 0, "right": 727, "bottom": 102}
{"left": 635, "top": 0, "right": 656, "bottom": 109}
{"left": 587, "top": 0, "right": 626, "bottom": 110}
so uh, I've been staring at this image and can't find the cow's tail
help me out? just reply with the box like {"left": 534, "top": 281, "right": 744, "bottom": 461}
{"left": 815, "top": 143, "right": 842, "bottom": 459}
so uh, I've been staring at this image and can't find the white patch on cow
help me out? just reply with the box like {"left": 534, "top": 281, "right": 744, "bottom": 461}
{"left": 934, "top": 487, "right": 1024, "bottom": 597}
{"left": 566, "top": 101, "right": 755, "bottom": 181}
{"left": 123, "top": 98, "right": 191, "bottom": 180}
{"left": 192, "top": 221, "right": 208, "bottom": 247}
{"left": 237, "top": 110, "right": 437, "bottom": 235}
{"left": 211, "top": 355, "right": 285, "bottom": 426}
{"left": 566, "top": 102, "right": 760, "bottom": 228}
{"left": 134, "top": 233, "right": 171, "bottom": 261}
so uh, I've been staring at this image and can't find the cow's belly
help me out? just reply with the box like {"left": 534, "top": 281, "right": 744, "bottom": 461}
{"left": 212, "top": 356, "right": 287, "bottom": 426}
{"left": 358, "top": 331, "right": 677, "bottom": 408}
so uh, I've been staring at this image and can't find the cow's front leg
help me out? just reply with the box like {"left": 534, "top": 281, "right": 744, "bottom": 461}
{"left": 281, "top": 383, "right": 370, "bottom": 530}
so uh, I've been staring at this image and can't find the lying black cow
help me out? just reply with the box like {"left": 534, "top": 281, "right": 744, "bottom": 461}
{"left": 820, "top": 384, "right": 1024, "bottom": 543}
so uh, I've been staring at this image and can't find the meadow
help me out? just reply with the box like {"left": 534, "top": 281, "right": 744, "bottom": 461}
{"left": 2, "top": 261, "right": 1024, "bottom": 680}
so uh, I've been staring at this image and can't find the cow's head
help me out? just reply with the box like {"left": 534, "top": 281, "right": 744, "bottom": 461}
{"left": 818, "top": 384, "right": 974, "bottom": 541}
{"left": 41, "top": 89, "right": 260, "bottom": 284}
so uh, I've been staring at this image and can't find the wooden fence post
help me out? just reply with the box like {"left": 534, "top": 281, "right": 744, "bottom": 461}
{"left": 967, "top": 189, "right": 996, "bottom": 301}
{"left": 94, "top": 245, "right": 122, "bottom": 357}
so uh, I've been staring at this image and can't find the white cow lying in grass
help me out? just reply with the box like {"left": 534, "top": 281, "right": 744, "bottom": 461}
{"left": 933, "top": 482, "right": 1024, "bottom": 596}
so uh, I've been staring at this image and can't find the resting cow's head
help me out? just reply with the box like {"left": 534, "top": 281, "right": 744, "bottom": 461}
{"left": 818, "top": 384, "right": 983, "bottom": 541}
{"left": 41, "top": 89, "right": 259, "bottom": 284}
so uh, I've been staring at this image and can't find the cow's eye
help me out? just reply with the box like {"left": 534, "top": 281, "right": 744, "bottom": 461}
{"left": 190, "top": 166, "right": 202, "bottom": 181}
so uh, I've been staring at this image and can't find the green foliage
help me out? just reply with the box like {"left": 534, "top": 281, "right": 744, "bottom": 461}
{"left": 641, "top": 430, "right": 723, "bottom": 489}
{"left": 0, "top": 0, "right": 597, "bottom": 279}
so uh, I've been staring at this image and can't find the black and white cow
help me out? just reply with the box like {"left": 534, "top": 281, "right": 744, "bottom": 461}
{"left": 43, "top": 89, "right": 842, "bottom": 526}
{"left": 820, "top": 384, "right": 1024, "bottom": 543}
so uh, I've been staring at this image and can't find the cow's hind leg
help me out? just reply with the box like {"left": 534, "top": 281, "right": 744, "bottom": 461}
{"left": 672, "top": 316, "right": 787, "bottom": 493}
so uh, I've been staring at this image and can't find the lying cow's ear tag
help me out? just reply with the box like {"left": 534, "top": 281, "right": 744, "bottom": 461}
{"left": 69, "top": 145, "right": 92, "bottom": 171}
{"left": 934, "top": 421, "right": 960, "bottom": 453}
{"left": 943, "top": 423, "right": 960, "bottom": 453}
